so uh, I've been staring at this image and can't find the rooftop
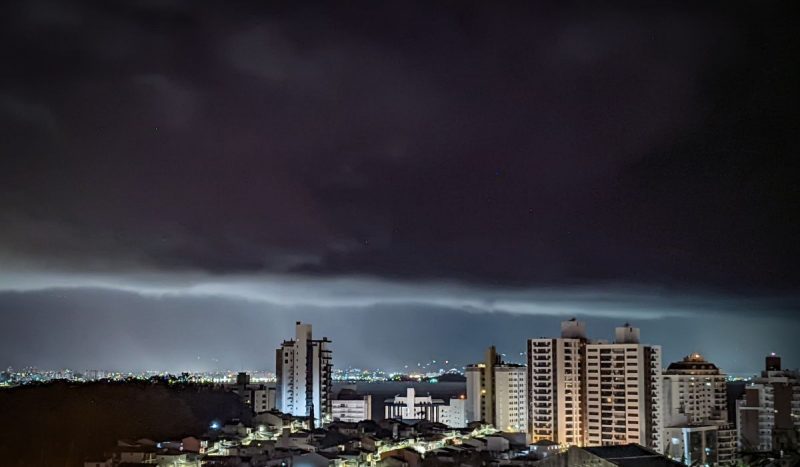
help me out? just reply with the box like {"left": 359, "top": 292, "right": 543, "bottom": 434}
{"left": 583, "top": 444, "right": 684, "bottom": 467}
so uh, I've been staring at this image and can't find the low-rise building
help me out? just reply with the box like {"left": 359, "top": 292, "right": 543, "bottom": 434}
{"left": 332, "top": 388, "right": 372, "bottom": 422}
{"left": 663, "top": 424, "right": 736, "bottom": 466}
{"left": 384, "top": 387, "right": 445, "bottom": 422}
{"left": 229, "top": 372, "right": 278, "bottom": 414}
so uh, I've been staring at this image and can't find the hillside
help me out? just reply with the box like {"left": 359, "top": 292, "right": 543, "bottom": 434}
{"left": 0, "top": 380, "right": 250, "bottom": 466}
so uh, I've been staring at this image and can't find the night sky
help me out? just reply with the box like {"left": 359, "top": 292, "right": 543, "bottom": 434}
{"left": 1, "top": 1, "right": 798, "bottom": 374}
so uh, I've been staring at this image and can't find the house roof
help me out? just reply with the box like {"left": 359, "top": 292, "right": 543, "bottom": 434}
{"left": 583, "top": 444, "right": 685, "bottom": 467}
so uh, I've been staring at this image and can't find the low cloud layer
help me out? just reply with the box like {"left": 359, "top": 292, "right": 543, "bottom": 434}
{"left": 3, "top": 270, "right": 796, "bottom": 320}
{"left": 0, "top": 273, "right": 797, "bottom": 374}
{"left": 0, "top": 285, "right": 796, "bottom": 375}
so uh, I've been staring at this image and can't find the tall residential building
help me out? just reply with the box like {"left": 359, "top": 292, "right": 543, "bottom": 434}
{"left": 662, "top": 354, "right": 736, "bottom": 466}
{"left": 465, "top": 346, "right": 527, "bottom": 433}
{"left": 276, "top": 322, "right": 333, "bottom": 424}
{"left": 584, "top": 324, "right": 663, "bottom": 451}
{"left": 737, "top": 354, "right": 800, "bottom": 452}
{"left": 663, "top": 353, "right": 728, "bottom": 426}
{"left": 528, "top": 318, "right": 587, "bottom": 446}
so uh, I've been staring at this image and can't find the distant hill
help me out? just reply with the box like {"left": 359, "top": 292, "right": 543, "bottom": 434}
{"left": 435, "top": 373, "right": 466, "bottom": 382}
{"left": 0, "top": 380, "right": 250, "bottom": 466}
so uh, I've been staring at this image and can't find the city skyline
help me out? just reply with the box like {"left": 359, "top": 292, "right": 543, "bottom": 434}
{"left": 3, "top": 317, "right": 797, "bottom": 465}
{"left": 3, "top": 1, "right": 800, "bottom": 465}
{"left": 1, "top": 1, "right": 799, "bottom": 379}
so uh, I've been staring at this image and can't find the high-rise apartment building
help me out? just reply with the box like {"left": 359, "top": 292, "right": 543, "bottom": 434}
{"left": 528, "top": 319, "right": 586, "bottom": 446}
{"left": 584, "top": 324, "right": 663, "bottom": 451}
{"left": 276, "top": 322, "right": 333, "bottom": 424}
{"left": 525, "top": 320, "right": 662, "bottom": 451}
{"left": 662, "top": 354, "right": 735, "bottom": 466}
{"left": 466, "top": 364, "right": 482, "bottom": 423}
{"left": 466, "top": 346, "right": 528, "bottom": 433}
{"left": 737, "top": 354, "right": 800, "bottom": 452}
{"left": 663, "top": 353, "right": 728, "bottom": 426}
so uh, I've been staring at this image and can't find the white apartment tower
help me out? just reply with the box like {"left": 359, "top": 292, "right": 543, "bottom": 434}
{"left": 662, "top": 353, "right": 728, "bottom": 426}
{"left": 527, "top": 318, "right": 586, "bottom": 446}
{"left": 662, "top": 354, "right": 735, "bottom": 466}
{"left": 276, "top": 322, "right": 333, "bottom": 424}
{"left": 584, "top": 324, "right": 663, "bottom": 451}
{"left": 466, "top": 346, "right": 528, "bottom": 433}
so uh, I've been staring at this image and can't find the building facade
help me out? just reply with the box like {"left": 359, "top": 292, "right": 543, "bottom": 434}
{"left": 737, "top": 354, "right": 800, "bottom": 453}
{"left": 525, "top": 320, "right": 662, "bottom": 452}
{"left": 230, "top": 372, "right": 277, "bottom": 415}
{"left": 663, "top": 353, "right": 728, "bottom": 427}
{"left": 465, "top": 346, "right": 527, "bottom": 433}
{"left": 331, "top": 394, "right": 372, "bottom": 423}
{"left": 664, "top": 424, "right": 737, "bottom": 467}
{"left": 584, "top": 325, "right": 663, "bottom": 451}
{"left": 662, "top": 353, "right": 735, "bottom": 466}
{"left": 440, "top": 396, "right": 467, "bottom": 428}
{"left": 528, "top": 318, "right": 586, "bottom": 446}
{"left": 384, "top": 387, "right": 445, "bottom": 422}
{"left": 276, "top": 322, "right": 333, "bottom": 424}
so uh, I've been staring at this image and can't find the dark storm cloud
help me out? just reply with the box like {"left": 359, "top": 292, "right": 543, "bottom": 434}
{"left": 0, "top": 0, "right": 799, "bottom": 375}
{"left": 1, "top": 0, "right": 797, "bottom": 292}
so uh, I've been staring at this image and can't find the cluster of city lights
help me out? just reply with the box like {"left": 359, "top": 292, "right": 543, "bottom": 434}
{"left": 332, "top": 365, "right": 465, "bottom": 382}
{"left": 1, "top": 365, "right": 471, "bottom": 388}
{"left": 0, "top": 367, "right": 277, "bottom": 387}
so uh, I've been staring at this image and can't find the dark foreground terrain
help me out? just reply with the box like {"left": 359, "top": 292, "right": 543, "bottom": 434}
{"left": 0, "top": 380, "right": 250, "bottom": 466}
